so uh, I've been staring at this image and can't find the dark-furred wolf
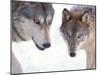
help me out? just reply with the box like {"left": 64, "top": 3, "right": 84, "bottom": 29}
{"left": 60, "top": 5, "right": 96, "bottom": 69}
{"left": 11, "top": 1, "right": 54, "bottom": 74}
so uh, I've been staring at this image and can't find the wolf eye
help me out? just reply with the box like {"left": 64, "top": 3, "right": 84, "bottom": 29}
{"left": 77, "top": 34, "right": 82, "bottom": 39}
{"left": 46, "top": 16, "right": 52, "bottom": 25}
{"left": 48, "top": 20, "right": 52, "bottom": 25}
{"left": 33, "top": 18, "right": 40, "bottom": 24}
{"left": 68, "top": 17, "right": 72, "bottom": 20}
{"left": 66, "top": 32, "right": 71, "bottom": 38}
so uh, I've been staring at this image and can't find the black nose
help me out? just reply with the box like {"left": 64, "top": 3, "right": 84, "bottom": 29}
{"left": 43, "top": 43, "right": 51, "bottom": 48}
{"left": 70, "top": 52, "right": 76, "bottom": 57}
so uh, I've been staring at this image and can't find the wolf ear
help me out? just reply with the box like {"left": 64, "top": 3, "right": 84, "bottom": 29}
{"left": 81, "top": 11, "right": 90, "bottom": 27}
{"left": 62, "top": 8, "right": 71, "bottom": 23}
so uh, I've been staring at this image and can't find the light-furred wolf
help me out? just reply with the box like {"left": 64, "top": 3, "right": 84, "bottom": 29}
{"left": 11, "top": 1, "right": 54, "bottom": 74}
{"left": 60, "top": 5, "right": 96, "bottom": 69}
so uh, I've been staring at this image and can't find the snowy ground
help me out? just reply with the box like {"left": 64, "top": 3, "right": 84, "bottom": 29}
{"left": 12, "top": 4, "right": 86, "bottom": 73}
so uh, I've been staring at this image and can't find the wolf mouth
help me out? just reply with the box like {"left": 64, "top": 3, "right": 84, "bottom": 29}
{"left": 32, "top": 37, "right": 45, "bottom": 50}
{"left": 35, "top": 44, "right": 45, "bottom": 50}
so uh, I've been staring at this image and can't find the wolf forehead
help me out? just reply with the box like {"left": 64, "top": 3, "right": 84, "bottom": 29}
{"left": 61, "top": 21, "right": 88, "bottom": 35}
{"left": 19, "top": 2, "right": 54, "bottom": 22}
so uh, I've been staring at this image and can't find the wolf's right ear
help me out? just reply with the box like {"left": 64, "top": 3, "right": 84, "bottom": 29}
{"left": 81, "top": 11, "right": 90, "bottom": 27}
{"left": 62, "top": 8, "right": 71, "bottom": 23}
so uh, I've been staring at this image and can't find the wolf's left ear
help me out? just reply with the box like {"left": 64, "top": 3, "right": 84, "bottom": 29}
{"left": 81, "top": 11, "right": 90, "bottom": 27}
{"left": 62, "top": 8, "right": 71, "bottom": 23}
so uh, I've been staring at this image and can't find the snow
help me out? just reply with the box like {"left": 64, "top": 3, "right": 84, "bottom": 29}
{"left": 12, "top": 4, "right": 86, "bottom": 73}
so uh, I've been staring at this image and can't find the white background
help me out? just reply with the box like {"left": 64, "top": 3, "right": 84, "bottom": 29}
{"left": 0, "top": 0, "right": 99, "bottom": 75}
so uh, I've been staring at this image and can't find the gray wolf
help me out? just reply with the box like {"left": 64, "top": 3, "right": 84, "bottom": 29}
{"left": 60, "top": 5, "right": 96, "bottom": 69}
{"left": 12, "top": 1, "right": 55, "bottom": 50}
{"left": 11, "top": 1, "right": 54, "bottom": 74}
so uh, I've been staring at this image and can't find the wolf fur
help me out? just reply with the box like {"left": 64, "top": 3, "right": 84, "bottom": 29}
{"left": 11, "top": 1, "right": 54, "bottom": 74}
{"left": 60, "top": 5, "right": 96, "bottom": 69}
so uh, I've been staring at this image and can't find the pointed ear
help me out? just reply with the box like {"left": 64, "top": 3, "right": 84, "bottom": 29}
{"left": 81, "top": 11, "right": 90, "bottom": 27}
{"left": 62, "top": 8, "right": 71, "bottom": 23}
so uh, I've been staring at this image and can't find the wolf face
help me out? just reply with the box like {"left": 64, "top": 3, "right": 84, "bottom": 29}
{"left": 60, "top": 8, "right": 90, "bottom": 57}
{"left": 12, "top": 2, "right": 55, "bottom": 50}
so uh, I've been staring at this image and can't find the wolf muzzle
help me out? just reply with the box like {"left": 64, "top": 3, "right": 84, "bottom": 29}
{"left": 69, "top": 40, "right": 76, "bottom": 57}
{"left": 32, "top": 37, "right": 51, "bottom": 50}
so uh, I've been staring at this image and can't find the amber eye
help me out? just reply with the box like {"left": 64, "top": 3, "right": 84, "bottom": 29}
{"left": 33, "top": 18, "right": 40, "bottom": 24}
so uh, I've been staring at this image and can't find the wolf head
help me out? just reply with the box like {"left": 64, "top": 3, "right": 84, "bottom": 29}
{"left": 12, "top": 2, "right": 54, "bottom": 50}
{"left": 60, "top": 8, "right": 90, "bottom": 57}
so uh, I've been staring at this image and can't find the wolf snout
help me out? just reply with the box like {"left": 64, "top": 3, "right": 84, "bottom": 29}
{"left": 43, "top": 43, "right": 51, "bottom": 48}
{"left": 70, "top": 52, "right": 76, "bottom": 57}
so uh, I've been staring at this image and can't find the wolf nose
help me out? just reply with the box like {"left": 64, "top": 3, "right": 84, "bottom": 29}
{"left": 70, "top": 52, "right": 76, "bottom": 57}
{"left": 43, "top": 43, "right": 51, "bottom": 48}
